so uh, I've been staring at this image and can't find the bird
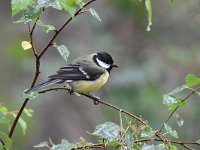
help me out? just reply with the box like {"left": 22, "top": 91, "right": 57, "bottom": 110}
{"left": 25, "top": 52, "right": 118, "bottom": 104}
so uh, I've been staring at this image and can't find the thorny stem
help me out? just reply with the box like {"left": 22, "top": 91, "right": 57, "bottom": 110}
{"left": 8, "top": 0, "right": 97, "bottom": 139}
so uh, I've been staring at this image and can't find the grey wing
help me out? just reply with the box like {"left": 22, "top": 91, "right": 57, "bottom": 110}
{"left": 48, "top": 64, "right": 105, "bottom": 81}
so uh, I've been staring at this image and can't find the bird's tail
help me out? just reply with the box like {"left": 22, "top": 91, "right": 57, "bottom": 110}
{"left": 25, "top": 79, "right": 62, "bottom": 93}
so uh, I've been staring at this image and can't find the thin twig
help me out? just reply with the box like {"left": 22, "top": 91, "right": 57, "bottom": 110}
{"left": 8, "top": 0, "right": 97, "bottom": 139}
{"left": 38, "top": 0, "right": 96, "bottom": 59}
{"left": 39, "top": 87, "right": 148, "bottom": 125}
{"left": 160, "top": 87, "right": 200, "bottom": 132}
{"left": 0, "top": 138, "right": 6, "bottom": 150}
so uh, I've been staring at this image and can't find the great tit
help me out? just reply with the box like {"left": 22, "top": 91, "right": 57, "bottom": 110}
{"left": 25, "top": 52, "right": 118, "bottom": 101}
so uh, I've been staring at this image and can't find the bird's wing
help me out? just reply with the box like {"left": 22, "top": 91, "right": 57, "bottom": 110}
{"left": 48, "top": 64, "right": 105, "bottom": 81}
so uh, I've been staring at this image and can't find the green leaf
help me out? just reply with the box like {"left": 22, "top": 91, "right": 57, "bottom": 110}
{"left": 36, "top": 20, "right": 56, "bottom": 33}
{"left": 0, "top": 131, "right": 12, "bottom": 150}
{"left": 11, "top": 0, "right": 33, "bottom": 16}
{"left": 60, "top": 0, "right": 77, "bottom": 16}
{"left": 170, "top": 145, "right": 177, "bottom": 150}
{"left": 53, "top": 44, "right": 70, "bottom": 62}
{"left": 24, "top": 108, "right": 34, "bottom": 117}
{"left": 14, "top": 6, "right": 43, "bottom": 24}
{"left": 23, "top": 90, "right": 39, "bottom": 99}
{"left": 141, "top": 126, "right": 155, "bottom": 138}
{"left": 106, "top": 141, "right": 121, "bottom": 148}
{"left": 174, "top": 113, "right": 184, "bottom": 127}
{"left": 89, "top": 8, "right": 101, "bottom": 22}
{"left": 169, "top": 0, "right": 175, "bottom": 5}
{"left": 12, "top": 114, "right": 27, "bottom": 135}
{"left": 145, "top": 0, "right": 152, "bottom": 31}
{"left": 0, "top": 105, "right": 8, "bottom": 113}
{"left": 49, "top": 0, "right": 62, "bottom": 10}
{"left": 93, "top": 122, "right": 120, "bottom": 141}
{"left": 51, "top": 139, "right": 74, "bottom": 150}
{"left": 164, "top": 123, "right": 178, "bottom": 138}
{"left": 37, "top": 0, "right": 55, "bottom": 7}
{"left": 163, "top": 95, "right": 187, "bottom": 110}
{"left": 185, "top": 74, "right": 200, "bottom": 88}
{"left": 34, "top": 141, "right": 49, "bottom": 148}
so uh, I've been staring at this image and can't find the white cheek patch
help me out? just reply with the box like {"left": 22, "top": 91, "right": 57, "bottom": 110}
{"left": 96, "top": 58, "right": 110, "bottom": 69}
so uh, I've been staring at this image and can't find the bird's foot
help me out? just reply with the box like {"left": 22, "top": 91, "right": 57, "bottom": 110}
{"left": 88, "top": 94, "right": 100, "bottom": 105}
{"left": 68, "top": 89, "right": 75, "bottom": 95}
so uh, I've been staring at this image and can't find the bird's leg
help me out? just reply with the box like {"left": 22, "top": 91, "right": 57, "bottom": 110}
{"left": 80, "top": 93, "right": 100, "bottom": 105}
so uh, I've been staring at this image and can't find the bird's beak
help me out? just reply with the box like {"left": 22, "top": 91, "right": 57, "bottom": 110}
{"left": 112, "top": 64, "right": 118, "bottom": 68}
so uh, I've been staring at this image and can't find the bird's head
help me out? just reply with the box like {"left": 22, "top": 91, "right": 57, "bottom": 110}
{"left": 93, "top": 52, "right": 118, "bottom": 72}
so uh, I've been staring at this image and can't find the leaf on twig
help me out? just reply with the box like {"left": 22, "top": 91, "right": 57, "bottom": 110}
{"left": 185, "top": 74, "right": 200, "bottom": 88}
{"left": 53, "top": 44, "right": 70, "bottom": 62}
{"left": 89, "top": 8, "right": 101, "bottom": 22}
{"left": 174, "top": 113, "right": 184, "bottom": 127}
{"left": 21, "top": 41, "right": 32, "bottom": 50}
{"left": 11, "top": 0, "right": 33, "bottom": 17}
{"left": 92, "top": 122, "right": 121, "bottom": 141}
{"left": 36, "top": 20, "right": 56, "bottom": 33}
{"left": 23, "top": 90, "right": 39, "bottom": 99}
{"left": 164, "top": 123, "right": 178, "bottom": 138}
{"left": 141, "top": 126, "right": 155, "bottom": 138}
{"left": 145, "top": 0, "right": 152, "bottom": 31}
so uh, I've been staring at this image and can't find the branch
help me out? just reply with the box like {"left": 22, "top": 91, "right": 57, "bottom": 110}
{"left": 0, "top": 138, "right": 6, "bottom": 150}
{"left": 159, "top": 87, "right": 200, "bottom": 132}
{"left": 38, "top": 0, "right": 96, "bottom": 59}
{"left": 39, "top": 87, "right": 148, "bottom": 125}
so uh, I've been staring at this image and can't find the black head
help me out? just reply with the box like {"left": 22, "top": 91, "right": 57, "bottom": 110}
{"left": 93, "top": 52, "right": 118, "bottom": 72}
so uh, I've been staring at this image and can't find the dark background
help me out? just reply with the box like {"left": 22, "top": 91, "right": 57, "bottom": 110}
{"left": 0, "top": 0, "right": 200, "bottom": 149}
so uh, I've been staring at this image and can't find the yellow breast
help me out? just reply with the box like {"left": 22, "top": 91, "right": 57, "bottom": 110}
{"left": 71, "top": 71, "right": 109, "bottom": 93}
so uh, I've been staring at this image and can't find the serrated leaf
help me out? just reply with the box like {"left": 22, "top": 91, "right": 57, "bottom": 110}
{"left": 21, "top": 41, "right": 32, "bottom": 50}
{"left": 141, "top": 126, "right": 155, "bottom": 138}
{"left": 23, "top": 90, "right": 39, "bottom": 99}
{"left": 53, "top": 44, "right": 70, "bottom": 62}
{"left": 37, "top": 0, "right": 55, "bottom": 7}
{"left": 51, "top": 139, "right": 74, "bottom": 150}
{"left": 14, "top": 6, "right": 43, "bottom": 24}
{"left": 34, "top": 141, "right": 49, "bottom": 148}
{"left": 93, "top": 122, "right": 121, "bottom": 141}
{"left": 24, "top": 108, "right": 34, "bottom": 117}
{"left": 185, "top": 74, "right": 200, "bottom": 88}
{"left": 89, "top": 8, "right": 101, "bottom": 22}
{"left": 49, "top": 0, "right": 63, "bottom": 10}
{"left": 145, "top": 0, "right": 152, "bottom": 31}
{"left": 36, "top": 20, "right": 56, "bottom": 33}
{"left": 174, "top": 113, "right": 184, "bottom": 127}
{"left": 11, "top": 0, "right": 33, "bottom": 16}
{"left": 0, "top": 131, "right": 12, "bottom": 150}
{"left": 163, "top": 95, "right": 187, "bottom": 110}
{"left": 164, "top": 123, "right": 178, "bottom": 138}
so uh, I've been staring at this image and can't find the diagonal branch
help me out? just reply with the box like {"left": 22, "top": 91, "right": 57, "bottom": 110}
{"left": 159, "top": 87, "right": 200, "bottom": 132}
{"left": 38, "top": 0, "right": 96, "bottom": 59}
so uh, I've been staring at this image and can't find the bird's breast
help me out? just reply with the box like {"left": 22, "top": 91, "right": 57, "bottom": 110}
{"left": 71, "top": 71, "right": 109, "bottom": 93}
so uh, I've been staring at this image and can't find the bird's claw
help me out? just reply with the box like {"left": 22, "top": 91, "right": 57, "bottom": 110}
{"left": 92, "top": 95, "right": 100, "bottom": 105}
